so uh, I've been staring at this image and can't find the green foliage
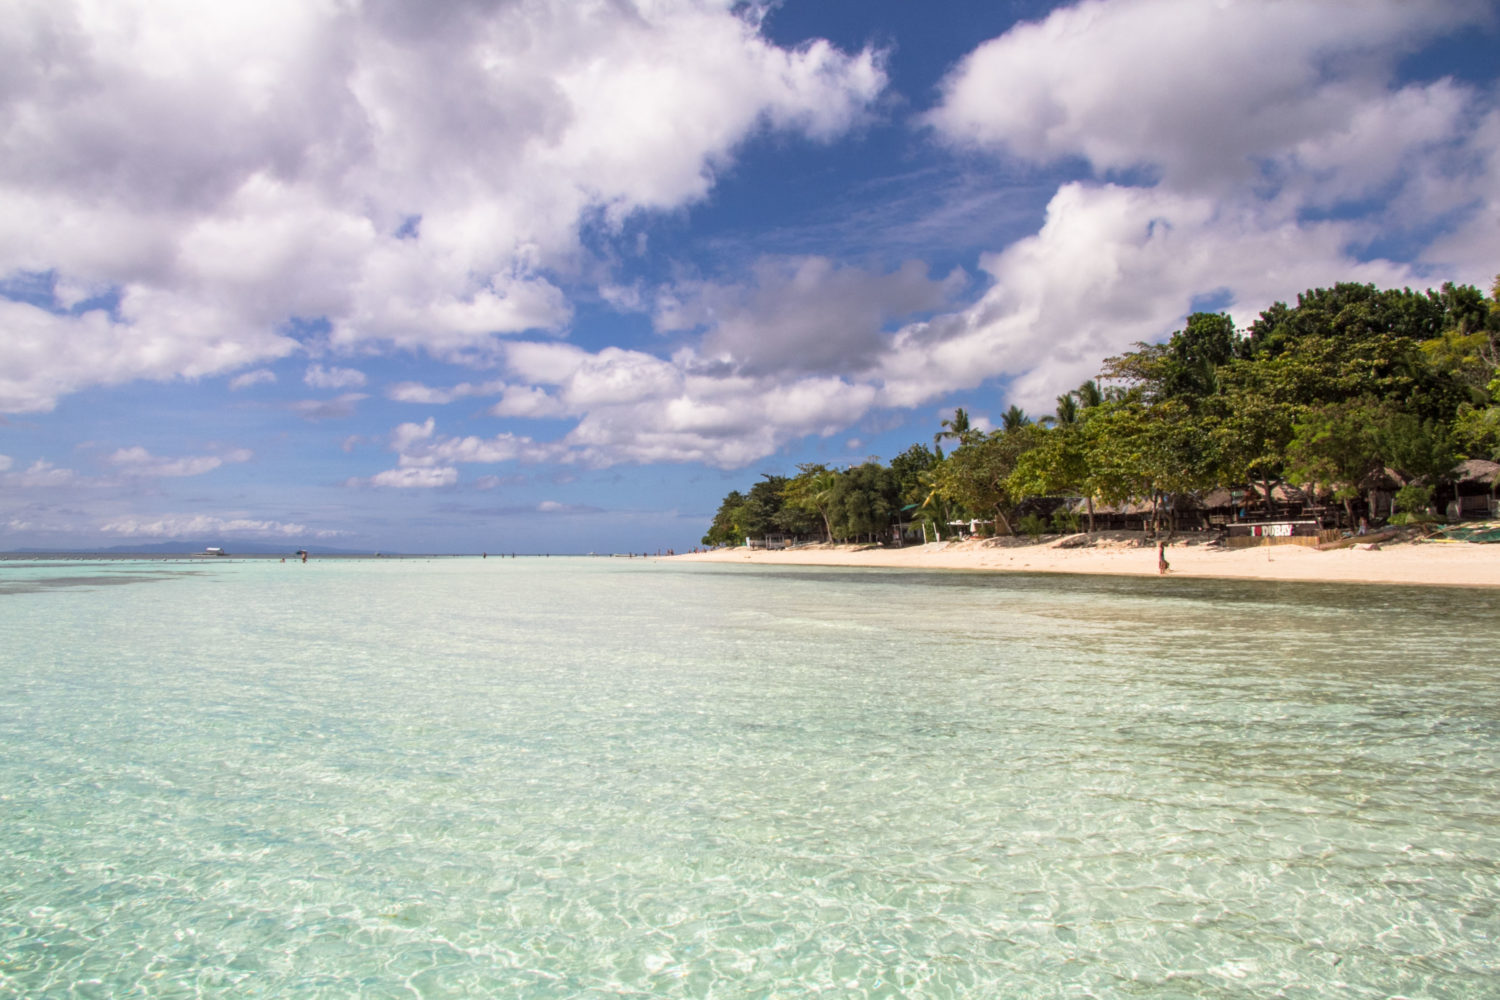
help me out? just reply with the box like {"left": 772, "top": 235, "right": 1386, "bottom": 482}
{"left": 1163, "top": 312, "right": 1238, "bottom": 405}
{"left": 1378, "top": 410, "right": 1457, "bottom": 486}
{"left": 1051, "top": 508, "right": 1081, "bottom": 534}
{"left": 1000, "top": 405, "right": 1031, "bottom": 432}
{"left": 1082, "top": 398, "right": 1218, "bottom": 527}
{"left": 1393, "top": 483, "right": 1434, "bottom": 516}
{"left": 1009, "top": 423, "right": 1088, "bottom": 502}
{"left": 702, "top": 490, "right": 748, "bottom": 546}
{"left": 889, "top": 443, "right": 940, "bottom": 505}
{"left": 1387, "top": 511, "right": 1443, "bottom": 526}
{"left": 825, "top": 462, "right": 900, "bottom": 542}
{"left": 934, "top": 408, "right": 979, "bottom": 450}
{"left": 782, "top": 463, "right": 840, "bottom": 542}
{"left": 704, "top": 274, "right": 1500, "bottom": 542}
{"left": 1285, "top": 399, "right": 1385, "bottom": 496}
{"left": 1017, "top": 512, "right": 1049, "bottom": 538}
{"left": 1454, "top": 404, "right": 1500, "bottom": 461}
{"left": 936, "top": 427, "right": 1041, "bottom": 534}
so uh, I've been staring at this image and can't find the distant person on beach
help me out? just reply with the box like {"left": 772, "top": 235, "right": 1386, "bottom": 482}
{"left": 1158, "top": 542, "right": 1170, "bottom": 575}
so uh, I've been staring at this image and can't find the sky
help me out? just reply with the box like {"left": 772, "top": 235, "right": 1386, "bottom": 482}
{"left": 2, "top": 0, "right": 1498, "bottom": 554}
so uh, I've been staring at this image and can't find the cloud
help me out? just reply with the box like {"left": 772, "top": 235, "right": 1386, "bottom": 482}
{"left": 876, "top": 181, "right": 1415, "bottom": 411}
{"left": 925, "top": 0, "right": 1488, "bottom": 192}
{"left": 0, "top": 296, "right": 297, "bottom": 413}
{"left": 498, "top": 339, "right": 882, "bottom": 467}
{"left": 387, "top": 379, "right": 506, "bottom": 404}
{"left": 99, "top": 513, "right": 346, "bottom": 539}
{"left": 877, "top": 0, "right": 1500, "bottom": 415}
{"left": 362, "top": 466, "right": 460, "bottom": 489}
{"left": 0, "top": 454, "right": 10, "bottom": 472}
{"left": 304, "top": 364, "right": 367, "bottom": 389}
{"left": 656, "top": 256, "right": 964, "bottom": 377}
{"left": 336, "top": 0, "right": 1498, "bottom": 472}
{"left": 108, "top": 445, "right": 252, "bottom": 478}
{"left": 488, "top": 385, "right": 568, "bottom": 419}
{"left": 0, "top": 0, "right": 887, "bottom": 412}
{"left": 228, "top": 368, "right": 277, "bottom": 390}
{"left": 6, "top": 460, "right": 78, "bottom": 488}
{"left": 535, "top": 500, "right": 603, "bottom": 514}
{"left": 384, "top": 416, "right": 543, "bottom": 469}
{"left": 289, "top": 393, "right": 368, "bottom": 421}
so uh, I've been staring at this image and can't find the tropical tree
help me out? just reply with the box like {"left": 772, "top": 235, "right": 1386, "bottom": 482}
{"left": 1072, "top": 379, "right": 1105, "bottom": 410}
{"left": 936, "top": 427, "right": 1041, "bottom": 535}
{"left": 934, "top": 407, "right": 978, "bottom": 451}
{"left": 1082, "top": 397, "right": 1217, "bottom": 535}
{"left": 1008, "top": 425, "right": 1089, "bottom": 528}
{"left": 1284, "top": 398, "right": 1389, "bottom": 526}
{"left": 826, "top": 462, "right": 900, "bottom": 542}
{"left": 702, "top": 490, "right": 749, "bottom": 547}
{"left": 1000, "top": 404, "right": 1031, "bottom": 432}
{"left": 1053, "top": 393, "right": 1079, "bottom": 427}
{"left": 911, "top": 465, "right": 952, "bottom": 541}
{"left": 782, "top": 463, "right": 840, "bottom": 542}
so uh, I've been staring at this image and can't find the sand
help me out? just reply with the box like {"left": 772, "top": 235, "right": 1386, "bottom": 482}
{"left": 670, "top": 531, "right": 1500, "bottom": 588}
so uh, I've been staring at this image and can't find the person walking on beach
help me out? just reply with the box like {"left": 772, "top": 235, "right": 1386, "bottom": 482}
{"left": 1157, "top": 542, "right": 1170, "bottom": 575}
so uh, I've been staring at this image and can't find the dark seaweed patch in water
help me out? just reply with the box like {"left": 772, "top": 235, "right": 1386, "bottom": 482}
{"left": 0, "top": 570, "right": 200, "bottom": 595}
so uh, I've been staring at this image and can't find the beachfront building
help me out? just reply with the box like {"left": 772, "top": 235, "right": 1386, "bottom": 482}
{"left": 1450, "top": 459, "right": 1500, "bottom": 519}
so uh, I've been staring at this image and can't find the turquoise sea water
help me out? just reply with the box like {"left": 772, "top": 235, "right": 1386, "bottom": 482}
{"left": 2, "top": 556, "right": 1498, "bottom": 998}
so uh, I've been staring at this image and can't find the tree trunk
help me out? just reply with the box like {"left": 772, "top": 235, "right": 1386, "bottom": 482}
{"left": 1086, "top": 496, "right": 1095, "bottom": 533}
{"left": 994, "top": 507, "right": 1014, "bottom": 536}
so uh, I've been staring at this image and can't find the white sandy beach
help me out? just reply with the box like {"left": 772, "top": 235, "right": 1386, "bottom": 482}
{"left": 672, "top": 532, "right": 1500, "bottom": 588}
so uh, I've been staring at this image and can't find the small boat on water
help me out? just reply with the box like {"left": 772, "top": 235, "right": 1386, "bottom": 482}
{"left": 193, "top": 546, "right": 229, "bottom": 557}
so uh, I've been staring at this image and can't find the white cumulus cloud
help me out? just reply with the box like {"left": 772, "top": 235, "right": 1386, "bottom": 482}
{"left": 108, "top": 445, "right": 252, "bottom": 478}
{"left": 304, "top": 364, "right": 367, "bottom": 389}
{"left": 364, "top": 466, "right": 460, "bottom": 489}
{"left": 883, "top": 0, "right": 1500, "bottom": 415}
{"left": 0, "top": 0, "right": 887, "bottom": 413}
{"left": 99, "top": 513, "right": 345, "bottom": 538}
{"left": 228, "top": 368, "right": 277, "bottom": 390}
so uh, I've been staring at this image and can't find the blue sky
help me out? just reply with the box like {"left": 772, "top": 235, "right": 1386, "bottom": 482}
{"left": 2, "top": 0, "right": 1498, "bottom": 554}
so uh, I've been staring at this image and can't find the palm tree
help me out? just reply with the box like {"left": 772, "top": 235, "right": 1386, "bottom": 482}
{"left": 1068, "top": 382, "right": 1103, "bottom": 531}
{"left": 1072, "top": 379, "right": 1104, "bottom": 410}
{"left": 914, "top": 465, "right": 951, "bottom": 542}
{"left": 1054, "top": 393, "right": 1079, "bottom": 427}
{"left": 1000, "top": 404, "right": 1030, "bottom": 432}
{"left": 934, "top": 407, "right": 975, "bottom": 450}
{"left": 784, "top": 464, "right": 841, "bottom": 542}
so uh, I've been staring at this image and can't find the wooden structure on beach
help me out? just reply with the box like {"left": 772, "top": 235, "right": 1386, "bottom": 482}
{"left": 1451, "top": 459, "right": 1500, "bottom": 520}
{"left": 1224, "top": 521, "right": 1340, "bottom": 548}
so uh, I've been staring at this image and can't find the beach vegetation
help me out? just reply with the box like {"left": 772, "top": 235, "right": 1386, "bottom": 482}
{"left": 1017, "top": 512, "right": 1050, "bottom": 538}
{"left": 707, "top": 275, "right": 1500, "bottom": 545}
{"left": 1393, "top": 483, "right": 1435, "bottom": 517}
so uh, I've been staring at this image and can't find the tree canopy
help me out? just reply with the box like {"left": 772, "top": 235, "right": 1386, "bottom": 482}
{"left": 705, "top": 276, "right": 1500, "bottom": 545}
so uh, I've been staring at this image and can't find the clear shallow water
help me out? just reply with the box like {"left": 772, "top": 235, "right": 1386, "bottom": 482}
{"left": 1, "top": 557, "right": 1497, "bottom": 999}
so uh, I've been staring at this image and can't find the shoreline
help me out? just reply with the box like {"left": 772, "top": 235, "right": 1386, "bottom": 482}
{"left": 670, "top": 531, "right": 1500, "bottom": 588}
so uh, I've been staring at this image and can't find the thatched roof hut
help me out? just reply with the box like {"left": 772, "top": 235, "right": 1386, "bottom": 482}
{"left": 1453, "top": 458, "right": 1500, "bottom": 486}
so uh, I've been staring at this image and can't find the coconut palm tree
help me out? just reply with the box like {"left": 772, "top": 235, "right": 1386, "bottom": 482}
{"left": 1000, "top": 404, "right": 1030, "bottom": 432}
{"left": 1054, "top": 393, "right": 1079, "bottom": 427}
{"left": 1072, "top": 379, "right": 1104, "bottom": 410}
{"left": 914, "top": 465, "right": 951, "bottom": 542}
{"left": 934, "top": 407, "right": 976, "bottom": 450}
